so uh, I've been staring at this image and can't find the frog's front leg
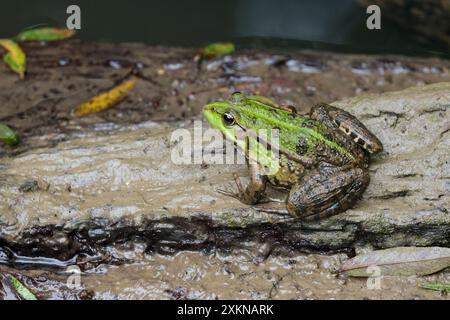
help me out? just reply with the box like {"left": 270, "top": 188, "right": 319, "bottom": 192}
{"left": 286, "top": 166, "right": 369, "bottom": 221}
{"left": 310, "top": 103, "right": 383, "bottom": 154}
{"left": 218, "top": 160, "right": 267, "bottom": 205}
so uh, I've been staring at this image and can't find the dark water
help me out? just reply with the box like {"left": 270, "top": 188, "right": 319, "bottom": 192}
{"left": 0, "top": 0, "right": 448, "bottom": 58}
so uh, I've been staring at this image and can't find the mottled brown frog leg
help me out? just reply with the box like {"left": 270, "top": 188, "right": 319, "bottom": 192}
{"left": 310, "top": 103, "right": 383, "bottom": 154}
{"left": 286, "top": 166, "right": 369, "bottom": 221}
{"left": 217, "top": 160, "right": 267, "bottom": 205}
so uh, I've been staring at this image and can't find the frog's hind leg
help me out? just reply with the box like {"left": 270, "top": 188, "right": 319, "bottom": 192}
{"left": 287, "top": 167, "right": 369, "bottom": 221}
{"left": 310, "top": 103, "right": 383, "bottom": 154}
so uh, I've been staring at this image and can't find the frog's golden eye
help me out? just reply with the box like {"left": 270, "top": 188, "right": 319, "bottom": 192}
{"left": 222, "top": 112, "right": 236, "bottom": 126}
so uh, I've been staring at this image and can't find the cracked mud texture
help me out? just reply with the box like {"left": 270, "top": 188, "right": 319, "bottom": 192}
{"left": 0, "top": 82, "right": 448, "bottom": 262}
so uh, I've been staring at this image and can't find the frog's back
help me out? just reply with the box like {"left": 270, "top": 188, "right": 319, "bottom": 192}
{"left": 235, "top": 98, "right": 368, "bottom": 169}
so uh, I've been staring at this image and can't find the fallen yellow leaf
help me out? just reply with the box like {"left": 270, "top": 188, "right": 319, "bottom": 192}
{"left": 0, "top": 39, "right": 26, "bottom": 79}
{"left": 72, "top": 79, "right": 136, "bottom": 117}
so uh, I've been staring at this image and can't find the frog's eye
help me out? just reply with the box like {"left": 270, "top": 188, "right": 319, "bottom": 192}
{"left": 222, "top": 112, "right": 236, "bottom": 126}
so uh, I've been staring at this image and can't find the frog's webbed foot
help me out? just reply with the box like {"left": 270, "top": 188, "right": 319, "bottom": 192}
{"left": 310, "top": 103, "right": 383, "bottom": 154}
{"left": 287, "top": 167, "right": 369, "bottom": 221}
{"left": 217, "top": 161, "right": 268, "bottom": 205}
{"left": 216, "top": 175, "right": 249, "bottom": 202}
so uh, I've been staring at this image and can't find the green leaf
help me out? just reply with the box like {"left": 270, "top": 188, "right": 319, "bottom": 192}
{"left": 16, "top": 27, "right": 76, "bottom": 42}
{"left": 0, "top": 123, "right": 20, "bottom": 145}
{"left": 1, "top": 273, "right": 37, "bottom": 300}
{"left": 419, "top": 282, "right": 450, "bottom": 292}
{"left": 200, "top": 42, "right": 235, "bottom": 58}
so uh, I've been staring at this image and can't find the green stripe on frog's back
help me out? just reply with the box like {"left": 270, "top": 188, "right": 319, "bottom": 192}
{"left": 235, "top": 102, "right": 355, "bottom": 161}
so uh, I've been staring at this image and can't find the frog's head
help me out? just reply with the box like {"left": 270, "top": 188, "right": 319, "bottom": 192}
{"left": 203, "top": 92, "right": 248, "bottom": 143}
{"left": 203, "top": 92, "right": 282, "bottom": 173}
{"left": 203, "top": 92, "right": 282, "bottom": 143}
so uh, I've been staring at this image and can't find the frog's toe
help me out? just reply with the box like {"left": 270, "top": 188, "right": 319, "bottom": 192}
{"left": 216, "top": 187, "right": 236, "bottom": 198}
{"left": 231, "top": 173, "right": 245, "bottom": 193}
{"left": 216, "top": 186, "right": 245, "bottom": 202}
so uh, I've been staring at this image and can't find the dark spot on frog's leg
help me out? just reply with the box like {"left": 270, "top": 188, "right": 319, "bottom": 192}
{"left": 334, "top": 118, "right": 341, "bottom": 126}
{"left": 346, "top": 128, "right": 376, "bottom": 153}
{"left": 340, "top": 124, "right": 351, "bottom": 135}
{"left": 301, "top": 120, "right": 315, "bottom": 128}
{"left": 288, "top": 113, "right": 297, "bottom": 119}
{"left": 356, "top": 139, "right": 371, "bottom": 153}
{"left": 355, "top": 137, "right": 366, "bottom": 147}
{"left": 296, "top": 138, "right": 308, "bottom": 154}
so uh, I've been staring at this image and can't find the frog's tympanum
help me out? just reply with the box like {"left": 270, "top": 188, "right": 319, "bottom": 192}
{"left": 203, "top": 92, "right": 383, "bottom": 221}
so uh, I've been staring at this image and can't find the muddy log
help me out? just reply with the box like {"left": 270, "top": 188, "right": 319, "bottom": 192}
{"left": 0, "top": 42, "right": 449, "bottom": 264}
{"left": 0, "top": 79, "right": 449, "bottom": 262}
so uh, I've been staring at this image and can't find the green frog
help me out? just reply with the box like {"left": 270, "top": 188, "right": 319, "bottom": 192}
{"left": 203, "top": 92, "right": 383, "bottom": 221}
